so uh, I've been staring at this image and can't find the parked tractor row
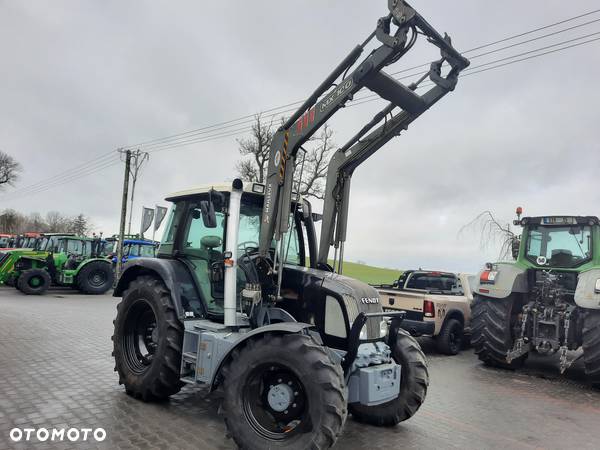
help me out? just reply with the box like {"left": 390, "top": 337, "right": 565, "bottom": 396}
{"left": 0, "top": 232, "right": 158, "bottom": 295}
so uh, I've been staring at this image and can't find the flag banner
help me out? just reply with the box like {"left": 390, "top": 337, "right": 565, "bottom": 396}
{"left": 141, "top": 207, "right": 154, "bottom": 235}
{"left": 154, "top": 206, "right": 168, "bottom": 231}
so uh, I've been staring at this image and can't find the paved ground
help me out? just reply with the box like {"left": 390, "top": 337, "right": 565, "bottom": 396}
{"left": 1, "top": 287, "right": 599, "bottom": 450}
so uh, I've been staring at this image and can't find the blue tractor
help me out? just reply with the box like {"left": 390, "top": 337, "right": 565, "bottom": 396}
{"left": 107, "top": 237, "right": 158, "bottom": 265}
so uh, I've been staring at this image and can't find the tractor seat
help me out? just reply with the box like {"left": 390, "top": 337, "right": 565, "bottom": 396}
{"left": 201, "top": 236, "right": 222, "bottom": 250}
{"left": 550, "top": 249, "right": 573, "bottom": 266}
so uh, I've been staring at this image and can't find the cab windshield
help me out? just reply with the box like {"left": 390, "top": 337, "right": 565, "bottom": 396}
{"left": 526, "top": 225, "right": 592, "bottom": 268}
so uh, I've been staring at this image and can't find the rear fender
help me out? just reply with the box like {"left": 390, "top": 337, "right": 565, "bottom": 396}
{"left": 114, "top": 258, "right": 206, "bottom": 319}
{"left": 575, "top": 269, "right": 600, "bottom": 309}
{"left": 208, "top": 322, "right": 317, "bottom": 391}
{"left": 472, "top": 263, "right": 527, "bottom": 299}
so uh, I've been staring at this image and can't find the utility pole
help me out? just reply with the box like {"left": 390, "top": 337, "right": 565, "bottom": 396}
{"left": 127, "top": 149, "right": 150, "bottom": 235}
{"left": 116, "top": 149, "right": 132, "bottom": 282}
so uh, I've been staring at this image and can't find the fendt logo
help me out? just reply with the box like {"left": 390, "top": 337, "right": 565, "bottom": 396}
{"left": 361, "top": 297, "right": 379, "bottom": 304}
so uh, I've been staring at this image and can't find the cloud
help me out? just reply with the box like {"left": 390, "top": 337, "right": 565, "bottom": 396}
{"left": 1, "top": 0, "right": 599, "bottom": 274}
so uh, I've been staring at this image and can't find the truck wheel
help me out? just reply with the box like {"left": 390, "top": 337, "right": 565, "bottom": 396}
{"left": 112, "top": 275, "right": 183, "bottom": 401}
{"left": 77, "top": 261, "right": 114, "bottom": 294}
{"left": 582, "top": 309, "right": 600, "bottom": 386}
{"left": 349, "top": 328, "right": 428, "bottom": 426}
{"left": 221, "top": 333, "right": 347, "bottom": 450}
{"left": 435, "top": 318, "right": 463, "bottom": 355}
{"left": 17, "top": 269, "right": 50, "bottom": 295}
{"left": 471, "top": 294, "right": 525, "bottom": 369}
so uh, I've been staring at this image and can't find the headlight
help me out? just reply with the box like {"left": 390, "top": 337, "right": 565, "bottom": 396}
{"left": 359, "top": 327, "right": 368, "bottom": 340}
{"left": 595, "top": 279, "right": 600, "bottom": 294}
{"left": 379, "top": 319, "right": 389, "bottom": 338}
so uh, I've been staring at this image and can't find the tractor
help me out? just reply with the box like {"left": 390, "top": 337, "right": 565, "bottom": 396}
{"left": 105, "top": 235, "right": 158, "bottom": 265}
{"left": 112, "top": 1, "right": 469, "bottom": 448}
{"left": 471, "top": 208, "right": 600, "bottom": 384}
{"left": 4, "top": 234, "right": 114, "bottom": 295}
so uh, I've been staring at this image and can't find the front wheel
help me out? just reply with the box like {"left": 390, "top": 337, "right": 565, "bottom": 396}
{"left": 17, "top": 269, "right": 51, "bottom": 295}
{"left": 112, "top": 275, "right": 183, "bottom": 401}
{"left": 349, "top": 328, "right": 429, "bottom": 426}
{"left": 471, "top": 294, "right": 526, "bottom": 369}
{"left": 221, "top": 333, "right": 347, "bottom": 450}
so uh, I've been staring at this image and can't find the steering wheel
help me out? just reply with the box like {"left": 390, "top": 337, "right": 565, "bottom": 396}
{"left": 238, "top": 241, "right": 259, "bottom": 252}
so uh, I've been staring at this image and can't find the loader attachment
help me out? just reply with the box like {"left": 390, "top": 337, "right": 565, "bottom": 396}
{"left": 258, "top": 0, "right": 469, "bottom": 275}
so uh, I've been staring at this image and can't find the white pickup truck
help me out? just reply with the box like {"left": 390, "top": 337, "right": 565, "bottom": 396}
{"left": 375, "top": 270, "right": 475, "bottom": 355}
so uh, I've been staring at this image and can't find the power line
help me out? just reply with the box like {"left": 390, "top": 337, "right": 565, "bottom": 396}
{"left": 2, "top": 156, "right": 122, "bottom": 201}
{"left": 136, "top": 32, "right": 600, "bottom": 152}
{"left": 120, "top": 7, "right": 600, "bottom": 150}
{"left": 3, "top": 151, "right": 117, "bottom": 198}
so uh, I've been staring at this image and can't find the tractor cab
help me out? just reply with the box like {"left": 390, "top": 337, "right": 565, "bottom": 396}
{"left": 514, "top": 215, "right": 599, "bottom": 270}
{"left": 0, "top": 234, "right": 14, "bottom": 248}
{"left": 158, "top": 182, "right": 314, "bottom": 319}
{"left": 109, "top": 238, "right": 158, "bottom": 264}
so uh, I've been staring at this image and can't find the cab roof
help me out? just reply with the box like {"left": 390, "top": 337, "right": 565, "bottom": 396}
{"left": 520, "top": 216, "right": 600, "bottom": 226}
{"left": 166, "top": 181, "right": 266, "bottom": 201}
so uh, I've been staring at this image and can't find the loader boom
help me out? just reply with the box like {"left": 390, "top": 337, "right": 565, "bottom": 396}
{"left": 258, "top": 0, "right": 469, "bottom": 271}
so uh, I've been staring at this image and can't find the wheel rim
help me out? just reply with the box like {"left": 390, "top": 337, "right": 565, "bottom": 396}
{"left": 88, "top": 269, "right": 107, "bottom": 287}
{"left": 123, "top": 299, "right": 158, "bottom": 374}
{"left": 29, "top": 276, "right": 43, "bottom": 288}
{"left": 243, "top": 364, "right": 308, "bottom": 441}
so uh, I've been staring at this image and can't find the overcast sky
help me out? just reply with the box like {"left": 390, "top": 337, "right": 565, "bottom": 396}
{"left": 1, "top": 1, "right": 599, "bottom": 274}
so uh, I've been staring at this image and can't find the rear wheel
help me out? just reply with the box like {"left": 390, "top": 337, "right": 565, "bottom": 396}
{"left": 349, "top": 328, "right": 428, "bottom": 426}
{"left": 435, "top": 318, "right": 464, "bottom": 355}
{"left": 221, "top": 333, "right": 347, "bottom": 450}
{"left": 112, "top": 275, "right": 183, "bottom": 401}
{"left": 17, "top": 269, "right": 51, "bottom": 295}
{"left": 77, "top": 261, "right": 114, "bottom": 294}
{"left": 471, "top": 294, "right": 526, "bottom": 369}
{"left": 582, "top": 309, "right": 600, "bottom": 386}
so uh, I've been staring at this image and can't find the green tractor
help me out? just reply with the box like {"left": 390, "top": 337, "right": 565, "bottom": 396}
{"left": 3, "top": 234, "right": 114, "bottom": 295}
{"left": 471, "top": 208, "right": 600, "bottom": 384}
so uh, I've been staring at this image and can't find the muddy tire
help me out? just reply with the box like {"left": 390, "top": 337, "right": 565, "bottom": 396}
{"left": 17, "top": 269, "right": 51, "bottom": 295}
{"left": 112, "top": 275, "right": 183, "bottom": 401}
{"left": 349, "top": 328, "right": 428, "bottom": 426}
{"left": 77, "top": 261, "right": 114, "bottom": 294}
{"left": 471, "top": 294, "right": 526, "bottom": 369}
{"left": 582, "top": 309, "right": 600, "bottom": 386}
{"left": 221, "top": 332, "right": 347, "bottom": 450}
{"left": 435, "top": 318, "right": 464, "bottom": 355}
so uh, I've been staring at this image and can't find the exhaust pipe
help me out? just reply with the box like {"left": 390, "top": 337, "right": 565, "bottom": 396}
{"left": 224, "top": 178, "right": 243, "bottom": 327}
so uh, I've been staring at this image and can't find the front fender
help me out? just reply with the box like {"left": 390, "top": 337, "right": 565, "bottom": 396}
{"left": 114, "top": 257, "right": 206, "bottom": 319}
{"left": 575, "top": 269, "right": 600, "bottom": 309}
{"left": 209, "top": 322, "right": 317, "bottom": 391}
{"left": 473, "top": 262, "right": 527, "bottom": 299}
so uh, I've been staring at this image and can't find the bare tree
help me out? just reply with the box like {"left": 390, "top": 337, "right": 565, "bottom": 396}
{"left": 296, "top": 124, "right": 335, "bottom": 199}
{"left": 0, "top": 151, "right": 21, "bottom": 187}
{"left": 0, "top": 209, "right": 24, "bottom": 234}
{"left": 46, "top": 211, "right": 72, "bottom": 232}
{"left": 460, "top": 210, "right": 517, "bottom": 260}
{"left": 236, "top": 116, "right": 335, "bottom": 199}
{"left": 236, "top": 115, "right": 274, "bottom": 184}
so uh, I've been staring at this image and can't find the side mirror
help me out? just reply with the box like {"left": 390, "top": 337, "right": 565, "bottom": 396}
{"left": 511, "top": 237, "right": 520, "bottom": 260}
{"left": 199, "top": 201, "right": 217, "bottom": 228}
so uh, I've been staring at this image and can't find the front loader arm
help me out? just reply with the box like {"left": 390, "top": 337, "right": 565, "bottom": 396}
{"left": 258, "top": 0, "right": 469, "bottom": 267}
